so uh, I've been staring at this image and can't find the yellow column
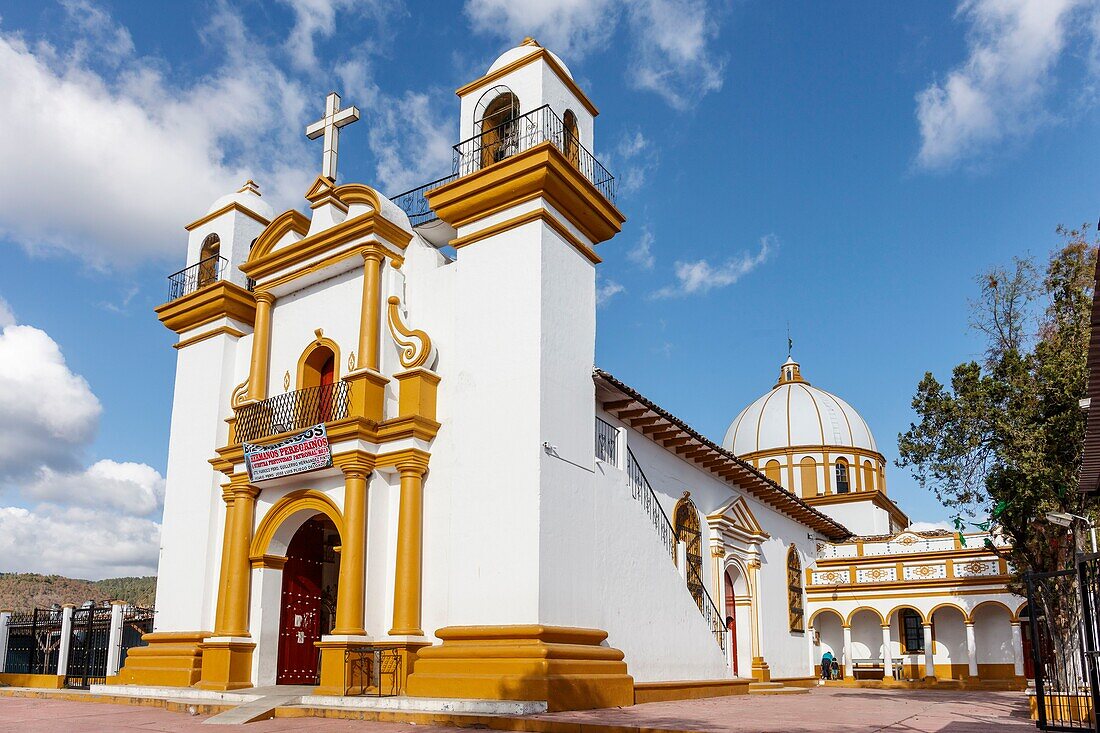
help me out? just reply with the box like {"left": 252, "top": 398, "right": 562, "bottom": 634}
{"left": 221, "top": 482, "right": 259, "bottom": 637}
{"left": 333, "top": 460, "right": 370, "bottom": 636}
{"left": 212, "top": 486, "right": 235, "bottom": 635}
{"left": 358, "top": 250, "right": 385, "bottom": 371}
{"left": 748, "top": 559, "right": 770, "bottom": 682}
{"left": 390, "top": 453, "right": 429, "bottom": 636}
{"left": 248, "top": 290, "right": 275, "bottom": 401}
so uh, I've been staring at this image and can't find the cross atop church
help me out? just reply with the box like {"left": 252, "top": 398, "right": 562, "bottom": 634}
{"left": 306, "top": 92, "right": 360, "bottom": 181}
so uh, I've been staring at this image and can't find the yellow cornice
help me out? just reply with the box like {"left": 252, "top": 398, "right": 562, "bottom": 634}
{"left": 243, "top": 212, "right": 412, "bottom": 283}
{"left": 450, "top": 208, "right": 601, "bottom": 264}
{"left": 456, "top": 48, "right": 599, "bottom": 117}
{"left": 248, "top": 209, "right": 311, "bottom": 262}
{"left": 804, "top": 490, "right": 909, "bottom": 527}
{"left": 426, "top": 142, "right": 624, "bottom": 245}
{"left": 155, "top": 281, "right": 256, "bottom": 334}
{"left": 333, "top": 183, "right": 382, "bottom": 208}
{"left": 738, "top": 445, "right": 887, "bottom": 466}
{"left": 184, "top": 202, "right": 271, "bottom": 232}
{"left": 173, "top": 325, "right": 246, "bottom": 350}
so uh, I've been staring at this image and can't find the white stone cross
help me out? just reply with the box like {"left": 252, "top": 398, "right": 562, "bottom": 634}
{"left": 305, "top": 91, "right": 360, "bottom": 181}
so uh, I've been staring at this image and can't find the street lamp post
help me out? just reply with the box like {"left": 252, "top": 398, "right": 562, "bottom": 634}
{"left": 1045, "top": 511, "right": 1099, "bottom": 554}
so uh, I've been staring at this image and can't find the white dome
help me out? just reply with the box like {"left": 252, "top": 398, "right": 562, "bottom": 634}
{"left": 723, "top": 357, "right": 878, "bottom": 456}
{"left": 206, "top": 180, "right": 275, "bottom": 221}
{"left": 487, "top": 38, "right": 572, "bottom": 79}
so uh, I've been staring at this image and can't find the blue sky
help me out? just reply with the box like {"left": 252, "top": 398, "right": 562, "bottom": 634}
{"left": 1, "top": 0, "right": 1098, "bottom": 577}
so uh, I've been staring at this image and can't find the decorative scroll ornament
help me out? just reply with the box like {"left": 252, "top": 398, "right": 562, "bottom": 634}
{"left": 386, "top": 295, "right": 437, "bottom": 369}
{"left": 231, "top": 380, "right": 250, "bottom": 408}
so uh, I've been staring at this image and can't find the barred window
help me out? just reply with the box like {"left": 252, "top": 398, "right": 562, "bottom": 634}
{"left": 787, "top": 547, "right": 804, "bottom": 632}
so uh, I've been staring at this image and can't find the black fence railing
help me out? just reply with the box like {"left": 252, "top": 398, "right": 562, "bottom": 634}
{"left": 453, "top": 104, "right": 616, "bottom": 204}
{"left": 1026, "top": 554, "right": 1100, "bottom": 731}
{"left": 625, "top": 447, "right": 725, "bottom": 652}
{"left": 167, "top": 255, "right": 227, "bottom": 302}
{"left": 63, "top": 605, "right": 113, "bottom": 689}
{"left": 389, "top": 174, "right": 458, "bottom": 227}
{"left": 235, "top": 382, "right": 351, "bottom": 444}
{"left": 595, "top": 417, "right": 618, "bottom": 465}
{"left": 4, "top": 608, "right": 62, "bottom": 675}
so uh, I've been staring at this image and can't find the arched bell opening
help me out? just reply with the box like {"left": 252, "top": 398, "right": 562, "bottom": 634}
{"left": 198, "top": 233, "right": 221, "bottom": 287}
{"left": 475, "top": 87, "right": 520, "bottom": 169}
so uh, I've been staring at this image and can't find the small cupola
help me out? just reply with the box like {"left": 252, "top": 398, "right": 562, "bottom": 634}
{"left": 776, "top": 356, "right": 807, "bottom": 387}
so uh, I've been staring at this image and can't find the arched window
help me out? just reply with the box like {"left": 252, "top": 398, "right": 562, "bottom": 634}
{"left": 764, "top": 459, "right": 782, "bottom": 487}
{"left": 834, "top": 459, "right": 850, "bottom": 494}
{"left": 198, "top": 233, "right": 221, "bottom": 287}
{"left": 787, "top": 547, "right": 804, "bottom": 632}
{"left": 674, "top": 494, "right": 703, "bottom": 609}
{"left": 562, "top": 109, "right": 580, "bottom": 165}
{"left": 799, "top": 456, "right": 818, "bottom": 498}
{"left": 476, "top": 89, "right": 520, "bottom": 169}
{"left": 298, "top": 342, "right": 338, "bottom": 423}
{"left": 861, "top": 460, "right": 875, "bottom": 492}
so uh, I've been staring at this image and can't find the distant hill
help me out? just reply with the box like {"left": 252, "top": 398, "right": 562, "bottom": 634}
{"left": 0, "top": 573, "right": 157, "bottom": 612}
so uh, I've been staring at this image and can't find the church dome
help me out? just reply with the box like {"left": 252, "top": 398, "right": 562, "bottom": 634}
{"left": 723, "top": 357, "right": 878, "bottom": 456}
{"left": 206, "top": 180, "right": 275, "bottom": 221}
{"left": 487, "top": 37, "right": 573, "bottom": 79}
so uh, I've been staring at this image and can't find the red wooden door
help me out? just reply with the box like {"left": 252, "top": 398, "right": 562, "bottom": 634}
{"left": 724, "top": 571, "right": 738, "bottom": 677}
{"left": 319, "top": 354, "right": 335, "bottom": 423}
{"left": 276, "top": 518, "right": 325, "bottom": 684}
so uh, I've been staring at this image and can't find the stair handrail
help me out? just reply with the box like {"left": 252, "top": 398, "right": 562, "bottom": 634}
{"left": 625, "top": 446, "right": 727, "bottom": 651}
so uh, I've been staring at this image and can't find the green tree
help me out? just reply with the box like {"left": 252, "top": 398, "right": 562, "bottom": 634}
{"left": 897, "top": 225, "right": 1100, "bottom": 586}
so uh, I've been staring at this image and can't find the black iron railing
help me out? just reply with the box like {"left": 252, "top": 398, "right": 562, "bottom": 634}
{"left": 595, "top": 417, "right": 619, "bottom": 465}
{"left": 167, "top": 255, "right": 227, "bottom": 302}
{"left": 235, "top": 382, "right": 351, "bottom": 444}
{"left": 390, "top": 174, "right": 458, "bottom": 227}
{"left": 625, "top": 447, "right": 726, "bottom": 651}
{"left": 453, "top": 104, "right": 616, "bottom": 204}
{"left": 4, "top": 608, "right": 61, "bottom": 674}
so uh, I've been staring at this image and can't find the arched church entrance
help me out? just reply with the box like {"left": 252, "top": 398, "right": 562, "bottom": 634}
{"left": 723, "top": 569, "right": 739, "bottom": 677}
{"left": 276, "top": 514, "right": 340, "bottom": 684}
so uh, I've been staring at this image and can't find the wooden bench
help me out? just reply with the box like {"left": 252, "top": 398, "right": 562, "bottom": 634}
{"left": 852, "top": 658, "right": 906, "bottom": 680}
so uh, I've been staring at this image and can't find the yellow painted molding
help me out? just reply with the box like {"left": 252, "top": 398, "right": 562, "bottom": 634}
{"left": 394, "top": 368, "right": 441, "bottom": 422}
{"left": 456, "top": 47, "right": 599, "bottom": 117}
{"left": 426, "top": 142, "right": 624, "bottom": 245}
{"left": 155, "top": 281, "right": 256, "bottom": 334}
{"left": 245, "top": 209, "right": 310, "bottom": 263}
{"left": 249, "top": 553, "right": 288, "bottom": 570}
{"left": 450, "top": 207, "right": 601, "bottom": 264}
{"left": 116, "top": 631, "right": 211, "bottom": 688}
{"left": 803, "top": 490, "right": 910, "bottom": 528}
{"left": 387, "top": 296, "right": 435, "bottom": 369}
{"left": 174, "top": 325, "right": 246, "bottom": 350}
{"left": 250, "top": 489, "right": 345, "bottom": 559}
{"left": 185, "top": 202, "right": 271, "bottom": 232}
{"left": 814, "top": 546, "right": 1007, "bottom": 567}
{"left": 196, "top": 639, "right": 255, "bottom": 691}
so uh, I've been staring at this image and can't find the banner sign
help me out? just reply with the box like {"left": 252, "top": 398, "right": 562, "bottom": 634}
{"left": 244, "top": 424, "right": 333, "bottom": 482}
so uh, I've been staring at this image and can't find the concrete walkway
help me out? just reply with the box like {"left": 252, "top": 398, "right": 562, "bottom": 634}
{"left": 0, "top": 687, "right": 1033, "bottom": 732}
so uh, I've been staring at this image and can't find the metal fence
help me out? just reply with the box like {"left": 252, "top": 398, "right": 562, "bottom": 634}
{"left": 167, "top": 254, "right": 227, "bottom": 302}
{"left": 389, "top": 174, "right": 457, "bottom": 227}
{"left": 63, "top": 606, "right": 114, "bottom": 689}
{"left": 595, "top": 417, "right": 618, "bottom": 465}
{"left": 4, "top": 608, "right": 62, "bottom": 674}
{"left": 1026, "top": 553, "right": 1100, "bottom": 731}
{"left": 235, "top": 381, "right": 351, "bottom": 444}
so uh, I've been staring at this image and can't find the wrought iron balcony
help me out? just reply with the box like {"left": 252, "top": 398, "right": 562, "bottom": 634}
{"left": 235, "top": 382, "right": 351, "bottom": 444}
{"left": 167, "top": 255, "right": 227, "bottom": 302}
{"left": 595, "top": 416, "right": 619, "bottom": 464}
{"left": 390, "top": 104, "right": 616, "bottom": 227}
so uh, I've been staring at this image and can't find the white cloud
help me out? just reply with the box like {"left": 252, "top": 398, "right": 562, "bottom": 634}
{"left": 596, "top": 278, "right": 625, "bottom": 305}
{"left": 615, "top": 130, "right": 659, "bottom": 195}
{"left": 0, "top": 504, "right": 160, "bottom": 578}
{"left": 916, "top": 0, "right": 1092, "bottom": 170}
{"left": 0, "top": 4, "right": 315, "bottom": 268}
{"left": 0, "top": 320, "right": 101, "bottom": 480}
{"left": 627, "top": 226, "right": 655, "bottom": 269}
{"left": 280, "top": 0, "right": 399, "bottom": 70}
{"left": 26, "top": 460, "right": 165, "bottom": 517}
{"left": 653, "top": 234, "right": 776, "bottom": 298}
{"left": 464, "top": 0, "right": 621, "bottom": 59}
{"left": 0, "top": 297, "right": 14, "bottom": 328}
{"left": 463, "top": 0, "right": 725, "bottom": 109}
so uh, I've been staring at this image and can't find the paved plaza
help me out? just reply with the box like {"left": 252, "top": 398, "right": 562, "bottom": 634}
{"left": 0, "top": 688, "right": 1032, "bottom": 732}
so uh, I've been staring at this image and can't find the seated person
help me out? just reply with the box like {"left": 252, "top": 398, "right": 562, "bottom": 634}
{"left": 820, "top": 651, "right": 834, "bottom": 679}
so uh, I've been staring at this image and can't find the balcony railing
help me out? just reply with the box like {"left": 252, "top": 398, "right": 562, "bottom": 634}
{"left": 390, "top": 104, "right": 617, "bottom": 227}
{"left": 235, "top": 382, "right": 350, "bottom": 444}
{"left": 595, "top": 416, "right": 619, "bottom": 464}
{"left": 167, "top": 255, "right": 227, "bottom": 302}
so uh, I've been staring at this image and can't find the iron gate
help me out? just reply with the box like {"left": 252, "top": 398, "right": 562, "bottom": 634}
{"left": 3, "top": 609, "right": 62, "bottom": 674}
{"left": 62, "top": 606, "right": 113, "bottom": 689}
{"left": 1026, "top": 552, "right": 1100, "bottom": 731}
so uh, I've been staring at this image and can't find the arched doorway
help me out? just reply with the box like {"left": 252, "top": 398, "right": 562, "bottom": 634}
{"left": 276, "top": 515, "right": 340, "bottom": 685}
{"left": 723, "top": 569, "right": 738, "bottom": 676}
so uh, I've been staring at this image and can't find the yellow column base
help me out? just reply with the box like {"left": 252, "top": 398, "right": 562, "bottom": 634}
{"left": 344, "top": 368, "right": 390, "bottom": 422}
{"left": 406, "top": 625, "right": 634, "bottom": 712}
{"left": 313, "top": 640, "right": 430, "bottom": 696}
{"left": 751, "top": 657, "right": 771, "bottom": 683}
{"left": 394, "top": 368, "right": 440, "bottom": 421}
{"left": 116, "top": 631, "right": 211, "bottom": 688}
{"left": 195, "top": 639, "right": 255, "bottom": 691}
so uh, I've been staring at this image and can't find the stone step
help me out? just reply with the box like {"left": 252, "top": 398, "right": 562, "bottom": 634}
{"left": 202, "top": 693, "right": 303, "bottom": 725}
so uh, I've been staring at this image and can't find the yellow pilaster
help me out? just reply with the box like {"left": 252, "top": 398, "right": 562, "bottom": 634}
{"left": 747, "top": 559, "right": 770, "bottom": 682}
{"left": 389, "top": 451, "right": 430, "bottom": 636}
{"left": 358, "top": 250, "right": 385, "bottom": 371}
{"left": 333, "top": 458, "right": 372, "bottom": 636}
{"left": 212, "top": 486, "right": 236, "bottom": 635}
{"left": 221, "top": 480, "right": 259, "bottom": 637}
{"left": 247, "top": 290, "right": 275, "bottom": 401}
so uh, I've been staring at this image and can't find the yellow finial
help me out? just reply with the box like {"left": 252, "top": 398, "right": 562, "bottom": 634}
{"left": 521, "top": 36, "right": 540, "bottom": 47}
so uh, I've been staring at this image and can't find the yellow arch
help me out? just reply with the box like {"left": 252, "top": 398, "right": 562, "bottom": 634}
{"left": 296, "top": 336, "right": 343, "bottom": 389}
{"left": 250, "top": 489, "right": 344, "bottom": 560}
{"left": 808, "top": 607, "right": 844, "bottom": 627}
{"left": 247, "top": 209, "right": 310, "bottom": 263}
{"left": 845, "top": 606, "right": 885, "bottom": 626}
{"left": 967, "top": 599, "right": 1017, "bottom": 623}
{"left": 886, "top": 604, "right": 925, "bottom": 624}
{"left": 927, "top": 602, "right": 968, "bottom": 621}
{"left": 1015, "top": 601, "right": 1030, "bottom": 621}
{"left": 722, "top": 556, "right": 752, "bottom": 599}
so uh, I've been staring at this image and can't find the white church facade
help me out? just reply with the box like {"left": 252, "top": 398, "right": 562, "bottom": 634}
{"left": 112, "top": 39, "right": 1027, "bottom": 709}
